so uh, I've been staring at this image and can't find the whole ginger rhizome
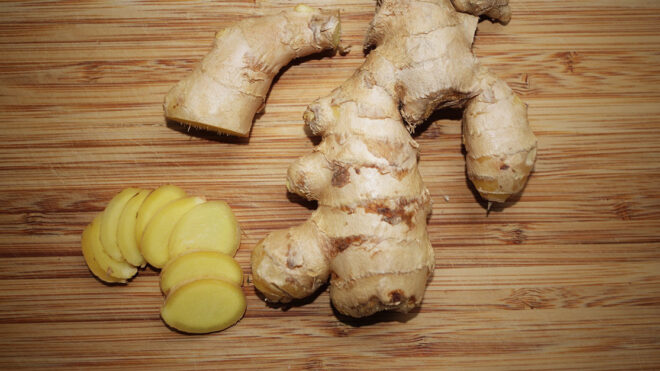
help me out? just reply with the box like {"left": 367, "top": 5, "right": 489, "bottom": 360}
{"left": 251, "top": 0, "right": 537, "bottom": 318}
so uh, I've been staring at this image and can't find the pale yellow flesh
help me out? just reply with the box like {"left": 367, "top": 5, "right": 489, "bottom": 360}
{"left": 168, "top": 201, "right": 241, "bottom": 259}
{"left": 135, "top": 185, "right": 186, "bottom": 244}
{"left": 99, "top": 188, "right": 141, "bottom": 262}
{"left": 116, "top": 189, "right": 151, "bottom": 267}
{"left": 140, "top": 196, "right": 206, "bottom": 268}
{"left": 81, "top": 219, "right": 124, "bottom": 283}
{"left": 88, "top": 214, "right": 137, "bottom": 281}
{"left": 160, "top": 250, "right": 243, "bottom": 295}
{"left": 161, "top": 278, "right": 246, "bottom": 334}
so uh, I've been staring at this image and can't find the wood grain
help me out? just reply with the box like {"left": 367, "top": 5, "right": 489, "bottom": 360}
{"left": 1, "top": 0, "right": 659, "bottom": 369}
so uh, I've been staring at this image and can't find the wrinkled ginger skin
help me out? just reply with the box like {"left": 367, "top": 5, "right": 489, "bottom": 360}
{"left": 364, "top": 0, "right": 537, "bottom": 203}
{"left": 164, "top": 5, "right": 341, "bottom": 137}
{"left": 251, "top": 0, "right": 537, "bottom": 318}
{"left": 463, "top": 69, "right": 537, "bottom": 202}
{"left": 451, "top": 0, "right": 512, "bottom": 24}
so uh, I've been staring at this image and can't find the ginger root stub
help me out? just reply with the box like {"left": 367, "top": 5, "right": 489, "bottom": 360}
{"left": 164, "top": 5, "right": 342, "bottom": 137}
{"left": 252, "top": 0, "right": 537, "bottom": 318}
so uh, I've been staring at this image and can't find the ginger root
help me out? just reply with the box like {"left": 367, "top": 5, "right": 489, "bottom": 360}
{"left": 251, "top": 0, "right": 536, "bottom": 317}
{"left": 164, "top": 5, "right": 342, "bottom": 137}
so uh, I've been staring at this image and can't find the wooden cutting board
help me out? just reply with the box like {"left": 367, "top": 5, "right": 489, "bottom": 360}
{"left": 1, "top": 0, "right": 659, "bottom": 369}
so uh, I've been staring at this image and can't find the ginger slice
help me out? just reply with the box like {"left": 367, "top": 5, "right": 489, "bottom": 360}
{"left": 81, "top": 217, "right": 124, "bottom": 283}
{"left": 99, "top": 188, "right": 141, "bottom": 262}
{"left": 135, "top": 185, "right": 186, "bottom": 244}
{"left": 116, "top": 189, "right": 151, "bottom": 267}
{"left": 140, "top": 196, "right": 206, "bottom": 268}
{"left": 168, "top": 201, "right": 240, "bottom": 259}
{"left": 160, "top": 250, "right": 243, "bottom": 295}
{"left": 88, "top": 214, "right": 137, "bottom": 281}
{"left": 161, "top": 279, "right": 246, "bottom": 334}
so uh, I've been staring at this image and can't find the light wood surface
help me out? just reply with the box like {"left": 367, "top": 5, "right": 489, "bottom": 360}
{"left": 1, "top": 0, "right": 660, "bottom": 369}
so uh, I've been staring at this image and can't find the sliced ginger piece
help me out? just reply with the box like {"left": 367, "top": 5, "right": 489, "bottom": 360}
{"left": 135, "top": 185, "right": 186, "bottom": 244}
{"left": 168, "top": 201, "right": 241, "bottom": 259}
{"left": 100, "top": 187, "right": 141, "bottom": 262}
{"left": 88, "top": 214, "right": 137, "bottom": 281}
{"left": 140, "top": 196, "right": 206, "bottom": 268}
{"left": 160, "top": 250, "right": 243, "bottom": 295}
{"left": 81, "top": 218, "right": 123, "bottom": 283}
{"left": 117, "top": 189, "right": 151, "bottom": 267}
{"left": 161, "top": 278, "right": 246, "bottom": 334}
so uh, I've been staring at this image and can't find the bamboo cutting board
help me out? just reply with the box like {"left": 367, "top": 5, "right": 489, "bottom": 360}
{"left": 1, "top": 0, "right": 660, "bottom": 369}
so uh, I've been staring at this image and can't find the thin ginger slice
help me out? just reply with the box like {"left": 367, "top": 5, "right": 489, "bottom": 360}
{"left": 140, "top": 196, "right": 206, "bottom": 268}
{"left": 160, "top": 250, "right": 243, "bottom": 295}
{"left": 168, "top": 201, "right": 241, "bottom": 259}
{"left": 116, "top": 189, "right": 151, "bottom": 267}
{"left": 161, "top": 278, "right": 246, "bottom": 334}
{"left": 82, "top": 217, "right": 124, "bottom": 283}
{"left": 99, "top": 188, "right": 141, "bottom": 262}
{"left": 88, "top": 214, "right": 137, "bottom": 281}
{"left": 135, "top": 185, "right": 186, "bottom": 244}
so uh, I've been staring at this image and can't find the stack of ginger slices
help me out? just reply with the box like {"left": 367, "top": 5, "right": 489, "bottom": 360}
{"left": 81, "top": 185, "right": 246, "bottom": 334}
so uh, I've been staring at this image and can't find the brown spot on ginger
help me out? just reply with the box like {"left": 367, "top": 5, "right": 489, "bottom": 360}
{"left": 331, "top": 162, "right": 351, "bottom": 187}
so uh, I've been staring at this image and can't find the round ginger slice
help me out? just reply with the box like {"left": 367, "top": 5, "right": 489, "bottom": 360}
{"left": 87, "top": 214, "right": 137, "bottom": 281}
{"left": 140, "top": 196, "right": 206, "bottom": 268}
{"left": 116, "top": 189, "right": 151, "bottom": 267}
{"left": 135, "top": 185, "right": 186, "bottom": 244}
{"left": 161, "top": 278, "right": 246, "bottom": 334}
{"left": 168, "top": 201, "right": 241, "bottom": 259}
{"left": 100, "top": 188, "right": 141, "bottom": 262}
{"left": 81, "top": 218, "right": 124, "bottom": 283}
{"left": 160, "top": 250, "right": 243, "bottom": 295}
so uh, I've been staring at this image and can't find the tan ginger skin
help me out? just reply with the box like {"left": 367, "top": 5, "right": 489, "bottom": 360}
{"left": 164, "top": 5, "right": 342, "bottom": 137}
{"left": 252, "top": 0, "right": 537, "bottom": 318}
